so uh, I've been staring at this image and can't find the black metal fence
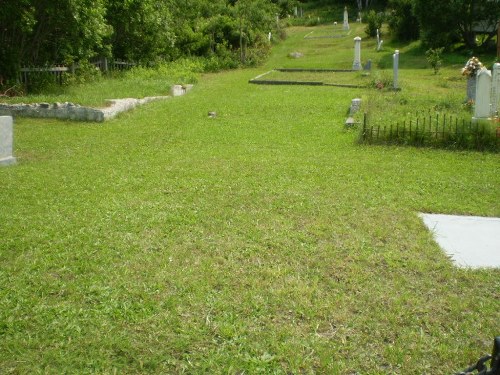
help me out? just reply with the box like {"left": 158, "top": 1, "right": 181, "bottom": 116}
{"left": 360, "top": 112, "right": 500, "bottom": 152}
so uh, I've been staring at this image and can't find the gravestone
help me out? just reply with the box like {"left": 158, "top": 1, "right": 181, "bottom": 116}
{"left": 474, "top": 69, "right": 492, "bottom": 118}
{"left": 363, "top": 59, "right": 372, "bottom": 71}
{"left": 376, "top": 29, "right": 383, "bottom": 51}
{"left": 352, "top": 37, "right": 362, "bottom": 71}
{"left": 343, "top": 7, "right": 350, "bottom": 31}
{"left": 0, "top": 116, "right": 16, "bottom": 166}
{"left": 491, "top": 63, "right": 500, "bottom": 115}
{"left": 393, "top": 50, "right": 400, "bottom": 90}
{"left": 268, "top": 32, "right": 272, "bottom": 42}
{"left": 466, "top": 77, "right": 477, "bottom": 102}
{"left": 350, "top": 98, "right": 362, "bottom": 115}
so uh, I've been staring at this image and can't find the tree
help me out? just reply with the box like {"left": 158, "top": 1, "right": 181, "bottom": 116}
{"left": 414, "top": 0, "right": 500, "bottom": 49}
{"left": 387, "top": 0, "right": 419, "bottom": 41}
{"left": 233, "top": 0, "right": 278, "bottom": 63}
{"left": 105, "top": 0, "right": 175, "bottom": 62}
{"left": 0, "top": 0, "right": 109, "bottom": 82}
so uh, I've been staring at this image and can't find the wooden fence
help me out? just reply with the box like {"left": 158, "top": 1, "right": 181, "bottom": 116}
{"left": 361, "top": 112, "right": 500, "bottom": 152}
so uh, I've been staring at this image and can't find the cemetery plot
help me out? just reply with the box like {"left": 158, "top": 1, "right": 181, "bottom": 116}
{"left": 303, "top": 29, "right": 351, "bottom": 39}
{"left": 361, "top": 112, "right": 500, "bottom": 152}
{"left": 249, "top": 69, "right": 369, "bottom": 88}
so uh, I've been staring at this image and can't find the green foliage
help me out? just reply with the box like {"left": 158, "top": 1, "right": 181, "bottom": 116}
{"left": 364, "top": 10, "right": 384, "bottom": 38}
{"left": 387, "top": 0, "right": 419, "bottom": 41}
{"left": 425, "top": 47, "right": 444, "bottom": 75}
{"left": 105, "top": 0, "right": 175, "bottom": 63}
{"left": 0, "top": 0, "right": 285, "bottom": 88}
{"left": 414, "top": 0, "right": 500, "bottom": 50}
{"left": 369, "top": 70, "right": 394, "bottom": 90}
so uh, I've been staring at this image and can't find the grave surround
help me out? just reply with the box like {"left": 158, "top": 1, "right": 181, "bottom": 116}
{"left": 0, "top": 85, "right": 193, "bottom": 122}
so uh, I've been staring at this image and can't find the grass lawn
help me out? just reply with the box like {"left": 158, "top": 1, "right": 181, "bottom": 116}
{"left": 0, "top": 23, "right": 499, "bottom": 374}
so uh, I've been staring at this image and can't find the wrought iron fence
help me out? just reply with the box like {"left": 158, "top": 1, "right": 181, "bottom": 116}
{"left": 360, "top": 112, "right": 500, "bottom": 152}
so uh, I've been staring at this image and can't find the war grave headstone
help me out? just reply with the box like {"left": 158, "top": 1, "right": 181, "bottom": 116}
{"left": 0, "top": 116, "right": 16, "bottom": 166}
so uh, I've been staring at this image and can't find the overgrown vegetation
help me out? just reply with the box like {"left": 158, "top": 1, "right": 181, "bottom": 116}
{"left": 0, "top": 0, "right": 295, "bottom": 92}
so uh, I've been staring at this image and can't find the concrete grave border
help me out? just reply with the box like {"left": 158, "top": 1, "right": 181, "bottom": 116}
{"left": 249, "top": 69, "right": 365, "bottom": 88}
{"left": 0, "top": 84, "right": 193, "bottom": 122}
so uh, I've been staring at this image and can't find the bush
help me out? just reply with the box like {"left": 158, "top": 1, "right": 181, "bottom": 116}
{"left": 364, "top": 10, "right": 384, "bottom": 38}
{"left": 425, "top": 47, "right": 444, "bottom": 74}
{"left": 387, "top": 0, "right": 420, "bottom": 41}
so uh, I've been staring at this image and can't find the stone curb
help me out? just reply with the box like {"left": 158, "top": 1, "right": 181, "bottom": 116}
{"left": 0, "top": 84, "right": 193, "bottom": 122}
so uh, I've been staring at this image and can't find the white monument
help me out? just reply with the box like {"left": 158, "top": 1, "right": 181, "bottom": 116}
{"left": 474, "top": 69, "right": 492, "bottom": 118}
{"left": 393, "top": 50, "right": 400, "bottom": 90}
{"left": 0, "top": 116, "right": 16, "bottom": 166}
{"left": 352, "top": 37, "right": 362, "bottom": 71}
{"left": 343, "top": 7, "right": 350, "bottom": 31}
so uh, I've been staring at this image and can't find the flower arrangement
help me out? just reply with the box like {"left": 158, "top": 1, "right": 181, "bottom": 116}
{"left": 462, "top": 57, "right": 483, "bottom": 77}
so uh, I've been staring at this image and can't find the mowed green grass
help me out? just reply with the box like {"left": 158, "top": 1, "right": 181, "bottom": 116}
{"left": 0, "top": 24, "right": 499, "bottom": 374}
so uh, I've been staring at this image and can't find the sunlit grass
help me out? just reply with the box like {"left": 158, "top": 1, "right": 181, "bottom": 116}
{"left": 0, "top": 23, "right": 499, "bottom": 374}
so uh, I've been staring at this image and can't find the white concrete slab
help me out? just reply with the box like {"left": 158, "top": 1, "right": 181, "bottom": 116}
{"left": 420, "top": 213, "right": 500, "bottom": 269}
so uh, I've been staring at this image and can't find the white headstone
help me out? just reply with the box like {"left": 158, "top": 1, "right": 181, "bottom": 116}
{"left": 393, "top": 50, "right": 400, "bottom": 90}
{"left": 474, "top": 69, "right": 492, "bottom": 118}
{"left": 352, "top": 37, "right": 362, "bottom": 71}
{"left": 490, "top": 63, "right": 500, "bottom": 115}
{"left": 268, "top": 32, "right": 272, "bottom": 42}
{"left": 0, "top": 116, "right": 16, "bottom": 166}
{"left": 350, "top": 98, "right": 362, "bottom": 115}
{"left": 343, "top": 7, "right": 350, "bottom": 31}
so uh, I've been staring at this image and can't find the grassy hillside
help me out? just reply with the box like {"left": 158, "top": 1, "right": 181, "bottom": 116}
{"left": 0, "top": 23, "right": 499, "bottom": 374}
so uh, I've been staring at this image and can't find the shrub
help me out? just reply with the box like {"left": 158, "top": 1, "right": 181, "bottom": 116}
{"left": 425, "top": 47, "right": 444, "bottom": 74}
{"left": 387, "top": 0, "right": 420, "bottom": 41}
{"left": 364, "top": 10, "right": 384, "bottom": 38}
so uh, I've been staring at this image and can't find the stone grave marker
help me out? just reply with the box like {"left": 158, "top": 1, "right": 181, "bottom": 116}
{"left": 393, "top": 50, "right": 400, "bottom": 90}
{"left": 0, "top": 116, "right": 16, "bottom": 166}
{"left": 491, "top": 63, "right": 500, "bottom": 115}
{"left": 376, "top": 29, "right": 383, "bottom": 51}
{"left": 343, "top": 7, "right": 350, "bottom": 31}
{"left": 352, "top": 37, "right": 362, "bottom": 71}
{"left": 474, "top": 68, "right": 492, "bottom": 118}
